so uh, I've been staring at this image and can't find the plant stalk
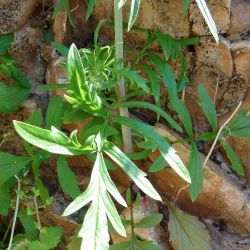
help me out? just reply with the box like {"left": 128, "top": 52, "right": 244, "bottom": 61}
{"left": 114, "top": 0, "right": 132, "bottom": 153}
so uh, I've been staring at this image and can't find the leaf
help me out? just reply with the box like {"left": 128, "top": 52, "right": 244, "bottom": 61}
{"left": 0, "top": 152, "right": 31, "bottom": 186}
{"left": 0, "top": 82, "right": 29, "bottom": 113}
{"left": 13, "top": 121, "right": 89, "bottom": 155}
{"left": 104, "top": 141, "right": 162, "bottom": 201}
{"left": 46, "top": 95, "right": 64, "bottom": 129}
{"left": 168, "top": 203, "right": 211, "bottom": 250}
{"left": 198, "top": 84, "right": 217, "bottom": 131}
{"left": 113, "top": 101, "right": 182, "bottom": 132}
{"left": 0, "top": 34, "right": 14, "bottom": 53}
{"left": 112, "top": 116, "right": 191, "bottom": 183}
{"left": 195, "top": 0, "right": 219, "bottom": 43}
{"left": 220, "top": 140, "right": 244, "bottom": 176}
{"left": 188, "top": 143, "right": 203, "bottom": 201}
{"left": 65, "top": 0, "right": 75, "bottom": 27}
{"left": 57, "top": 156, "right": 81, "bottom": 199}
{"left": 227, "top": 109, "right": 250, "bottom": 137}
{"left": 0, "top": 179, "right": 13, "bottom": 215}
{"left": 40, "top": 227, "right": 62, "bottom": 249}
{"left": 135, "top": 213, "right": 163, "bottom": 228}
{"left": 128, "top": 0, "right": 141, "bottom": 31}
{"left": 110, "top": 241, "right": 130, "bottom": 250}
{"left": 123, "top": 70, "right": 150, "bottom": 93}
{"left": 51, "top": 42, "right": 69, "bottom": 56}
{"left": 149, "top": 155, "right": 168, "bottom": 173}
{"left": 142, "top": 64, "right": 160, "bottom": 105}
{"left": 27, "top": 109, "right": 43, "bottom": 127}
{"left": 184, "top": 0, "right": 190, "bottom": 14}
{"left": 52, "top": 0, "right": 64, "bottom": 18}
{"left": 136, "top": 240, "right": 160, "bottom": 250}
{"left": 18, "top": 211, "right": 39, "bottom": 240}
{"left": 28, "top": 241, "right": 48, "bottom": 250}
{"left": 86, "top": 0, "right": 98, "bottom": 20}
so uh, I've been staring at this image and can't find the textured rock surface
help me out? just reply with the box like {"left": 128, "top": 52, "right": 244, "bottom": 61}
{"left": 228, "top": 0, "right": 250, "bottom": 40}
{"left": 0, "top": 0, "right": 40, "bottom": 34}
{"left": 91, "top": 0, "right": 191, "bottom": 47}
{"left": 189, "top": 0, "right": 231, "bottom": 36}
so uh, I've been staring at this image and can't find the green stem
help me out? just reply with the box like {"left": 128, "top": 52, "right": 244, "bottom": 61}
{"left": 114, "top": 0, "right": 132, "bottom": 153}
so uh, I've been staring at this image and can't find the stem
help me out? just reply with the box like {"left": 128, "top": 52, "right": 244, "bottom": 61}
{"left": 7, "top": 176, "right": 21, "bottom": 250}
{"left": 114, "top": 0, "right": 132, "bottom": 153}
{"left": 129, "top": 195, "right": 136, "bottom": 249}
{"left": 34, "top": 194, "right": 42, "bottom": 240}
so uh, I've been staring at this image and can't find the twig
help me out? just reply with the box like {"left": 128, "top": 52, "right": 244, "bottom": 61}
{"left": 213, "top": 77, "right": 219, "bottom": 104}
{"left": 202, "top": 100, "right": 242, "bottom": 169}
{"left": 7, "top": 176, "right": 21, "bottom": 250}
{"left": 181, "top": 87, "right": 186, "bottom": 103}
{"left": 174, "top": 184, "right": 189, "bottom": 205}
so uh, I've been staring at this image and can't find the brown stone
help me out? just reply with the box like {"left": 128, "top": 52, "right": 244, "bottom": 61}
{"left": 227, "top": 0, "right": 250, "bottom": 39}
{"left": 0, "top": 0, "right": 40, "bottom": 34}
{"left": 149, "top": 126, "right": 250, "bottom": 236}
{"left": 91, "top": 0, "right": 191, "bottom": 47}
{"left": 189, "top": 0, "right": 231, "bottom": 36}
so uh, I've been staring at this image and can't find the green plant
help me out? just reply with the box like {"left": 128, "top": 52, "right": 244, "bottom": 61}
{"left": 0, "top": 34, "right": 31, "bottom": 114}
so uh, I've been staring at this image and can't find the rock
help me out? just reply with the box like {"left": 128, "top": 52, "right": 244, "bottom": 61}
{"left": 91, "top": 0, "right": 191, "bottom": 47}
{"left": 234, "top": 50, "right": 250, "bottom": 84}
{"left": 0, "top": 0, "right": 40, "bottom": 34}
{"left": 9, "top": 24, "right": 47, "bottom": 91}
{"left": 111, "top": 198, "right": 170, "bottom": 250}
{"left": 185, "top": 37, "right": 245, "bottom": 133}
{"left": 227, "top": 0, "right": 250, "bottom": 40}
{"left": 148, "top": 125, "right": 250, "bottom": 236}
{"left": 189, "top": 0, "right": 231, "bottom": 36}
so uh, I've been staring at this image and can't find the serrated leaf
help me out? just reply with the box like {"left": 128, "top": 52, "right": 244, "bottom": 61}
{"left": 149, "top": 155, "right": 168, "bottom": 173}
{"left": 136, "top": 240, "right": 160, "bottom": 250}
{"left": 110, "top": 241, "right": 130, "bottom": 250}
{"left": 198, "top": 84, "right": 217, "bottom": 131}
{"left": 104, "top": 141, "right": 162, "bottom": 200}
{"left": 168, "top": 203, "right": 211, "bottom": 250}
{"left": 0, "top": 152, "right": 32, "bottom": 186}
{"left": 135, "top": 213, "right": 163, "bottom": 228}
{"left": 123, "top": 70, "right": 150, "bottom": 93}
{"left": 46, "top": 95, "right": 64, "bottom": 130}
{"left": 188, "top": 143, "right": 203, "bottom": 201}
{"left": 0, "top": 34, "right": 14, "bottom": 53}
{"left": 220, "top": 140, "right": 244, "bottom": 176}
{"left": 18, "top": 211, "right": 39, "bottom": 240}
{"left": 40, "top": 227, "right": 62, "bottom": 249}
{"left": 57, "top": 156, "right": 81, "bottom": 199}
{"left": 195, "top": 0, "right": 219, "bottom": 43}
{"left": 13, "top": 121, "right": 89, "bottom": 155}
{"left": 112, "top": 116, "right": 191, "bottom": 183}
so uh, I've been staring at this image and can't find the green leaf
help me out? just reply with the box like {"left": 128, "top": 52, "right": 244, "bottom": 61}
{"left": 136, "top": 240, "right": 160, "bottom": 250}
{"left": 198, "top": 84, "right": 217, "bottom": 131}
{"left": 57, "top": 156, "right": 81, "bottom": 199}
{"left": 28, "top": 241, "right": 48, "bottom": 250}
{"left": 63, "top": 103, "right": 90, "bottom": 124}
{"left": 51, "top": 42, "right": 69, "bottom": 56}
{"left": 128, "top": 0, "right": 141, "bottom": 31}
{"left": 113, "top": 101, "right": 182, "bottom": 132}
{"left": 123, "top": 70, "right": 150, "bottom": 93}
{"left": 86, "top": 0, "right": 98, "bottom": 20}
{"left": 135, "top": 213, "right": 163, "bottom": 228}
{"left": 188, "top": 143, "right": 203, "bottom": 201}
{"left": 0, "top": 34, "right": 14, "bottom": 53}
{"left": 0, "top": 179, "right": 13, "bottom": 215}
{"left": 142, "top": 64, "right": 160, "bottom": 105}
{"left": 168, "top": 203, "right": 211, "bottom": 250}
{"left": 149, "top": 155, "right": 168, "bottom": 173}
{"left": 220, "top": 140, "right": 244, "bottom": 176}
{"left": 126, "top": 150, "right": 150, "bottom": 161}
{"left": 184, "top": 0, "right": 190, "bottom": 14}
{"left": 27, "top": 109, "right": 43, "bottom": 127}
{"left": 52, "top": 0, "right": 64, "bottom": 18}
{"left": 112, "top": 116, "right": 191, "bottom": 183}
{"left": 195, "top": 0, "right": 219, "bottom": 43}
{"left": 18, "top": 211, "right": 39, "bottom": 240}
{"left": 104, "top": 141, "right": 161, "bottom": 201}
{"left": 125, "top": 188, "right": 132, "bottom": 205}
{"left": 0, "top": 83, "right": 29, "bottom": 113}
{"left": 0, "top": 152, "right": 31, "bottom": 186}
{"left": 65, "top": 0, "right": 75, "bottom": 27}
{"left": 46, "top": 95, "right": 64, "bottom": 130}
{"left": 40, "top": 227, "right": 62, "bottom": 249}
{"left": 110, "top": 241, "right": 130, "bottom": 250}
{"left": 13, "top": 121, "right": 89, "bottom": 155}
{"left": 227, "top": 110, "right": 250, "bottom": 137}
